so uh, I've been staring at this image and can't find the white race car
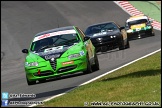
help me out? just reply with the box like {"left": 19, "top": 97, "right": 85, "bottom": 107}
{"left": 125, "top": 15, "right": 155, "bottom": 40}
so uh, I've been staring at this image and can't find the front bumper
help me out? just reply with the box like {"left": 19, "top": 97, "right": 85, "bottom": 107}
{"left": 127, "top": 28, "right": 153, "bottom": 40}
{"left": 25, "top": 55, "right": 87, "bottom": 81}
{"left": 91, "top": 37, "right": 119, "bottom": 48}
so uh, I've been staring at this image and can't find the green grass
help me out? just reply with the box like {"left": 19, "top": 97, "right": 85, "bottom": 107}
{"left": 129, "top": 1, "right": 161, "bottom": 22}
{"left": 37, "top": 52, "right": 161, "bottom": 107}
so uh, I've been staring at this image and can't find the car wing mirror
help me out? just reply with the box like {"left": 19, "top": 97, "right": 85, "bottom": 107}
{"left": 120, "top": 26, "right": 125, "bottom": 31}
{"left": 22, "top": 49, "right": 29, "bottom": 54}
{"left": 125, "top": 23, "right": 129, "bottom": 29}
{"left": 83, "top": 36, "right": 90, "bottom": 42}
{"left": 149, "top": 19, "right": 154, "bottom": 23}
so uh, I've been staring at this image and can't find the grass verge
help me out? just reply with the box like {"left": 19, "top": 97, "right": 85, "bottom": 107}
{"left": 129, "top": 1, "right": 161, "bottom": 22}
{"left": 37, "top": 51, "right": 161, "bottom": 107}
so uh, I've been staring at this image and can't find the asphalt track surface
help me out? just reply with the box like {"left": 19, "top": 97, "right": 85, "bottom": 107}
{"left": 1, "top": 1, "right": 161, "bottom": 107}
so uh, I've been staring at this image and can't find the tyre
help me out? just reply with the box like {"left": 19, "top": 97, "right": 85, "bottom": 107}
{"left": 125, "top": 39, "right": 130, "bottom": 49}
{"left": 119, "top": 39, "right": 125, "bottom": 50}
{"left": 26, "top": 76, "right": 35, "bottom": 85}
{"left": 83, "top": 54, "right": 92, "bottom": 74}
{"left": 92, "top": 52, "right": 99, "bottom": 71}
{"left": 100, "top": 46, "right": 107, "bottom": 52}
{"left": 151, "top": 32, "right": 155, "bottom": 36}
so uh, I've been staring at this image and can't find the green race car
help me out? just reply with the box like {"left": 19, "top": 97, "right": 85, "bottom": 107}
{"left": 22, "top": 26, "right": 99, "bottom": 85}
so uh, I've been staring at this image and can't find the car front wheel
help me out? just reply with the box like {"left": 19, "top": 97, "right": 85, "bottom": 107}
{"left": 151, "top": 31, "right": 155, "bottom": 36}
{"left": 26, "top": 76, "right": 35, "bottom": 85}
{"left": 125, "top": 39, "right": 130, "bottom": 49}
{"left": 83, "top": 54, "right": 92, "bottom": 74}
{"left": 92, "top": 52, "right": 99, "bottom": 71}
{"left": 119, "top": 39, "right": 125, "bottom": 50}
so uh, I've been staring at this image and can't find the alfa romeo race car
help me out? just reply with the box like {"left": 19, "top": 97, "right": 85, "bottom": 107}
{"left": 125, "top": 15, "right": 155, "bottom": 40}
{"left": 22, "top": 26, "right": 99, "bottom": 85}
{"left": 84, "top": 21, "right": 130, "bottom": 52}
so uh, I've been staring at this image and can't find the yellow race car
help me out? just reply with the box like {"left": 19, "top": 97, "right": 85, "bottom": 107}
{"left": 125, "top": 15, "right": 155, "bottom": 40}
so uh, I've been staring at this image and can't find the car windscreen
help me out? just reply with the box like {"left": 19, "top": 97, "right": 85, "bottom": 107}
{"left": 127, "top": 19, "right": 148, "bottom": 26}
{"left": 30, "top": 33, "right": 80, "bottom": 52}
{"left": 85, "top": 22, "right": 118, "bottom": 36}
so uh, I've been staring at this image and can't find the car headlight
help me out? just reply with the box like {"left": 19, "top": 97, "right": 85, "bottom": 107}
{"left": 110, "top": 35, "right": 116, "bottom": 38}
{"left": 146, "top": 26, "right": 151, "bottom": 29}
{"left": 25, "top": 62, "right": 38, "bottom": 67}
{"left": 68, "top": 54, "right": 81, "bottom": 60}
{"left": 127, "top": 29, "right": 133, "bottom": 33}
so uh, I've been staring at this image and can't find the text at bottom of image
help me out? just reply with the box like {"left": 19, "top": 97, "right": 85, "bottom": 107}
{"left": 84, "top": 101, "right": 160, "bottom": 106}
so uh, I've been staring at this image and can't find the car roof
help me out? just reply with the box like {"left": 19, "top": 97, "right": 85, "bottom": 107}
{"left": 126, "top": 15, "right": 148, "bottom": 22}
{"left": 87, "top": 21, "right": 116, "bottom": 27}
{"left": 35, "top": 26, "right": 75, "bottom": 37}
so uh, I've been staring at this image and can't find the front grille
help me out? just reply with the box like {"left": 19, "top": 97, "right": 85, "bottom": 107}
{"left": 92, "top": 36, "right": 116, "bottom": 43}
{"left": 102, "top": 36, "right": 116, "bottom": 42}
{"left": 58, "top": 65, "right": 77, "bottom": 73}
{"left": 50, "top": 59, "right": 57, "bottom": 70}
{"left": 34, "top": 71, "right": 53, "bottom": 76}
